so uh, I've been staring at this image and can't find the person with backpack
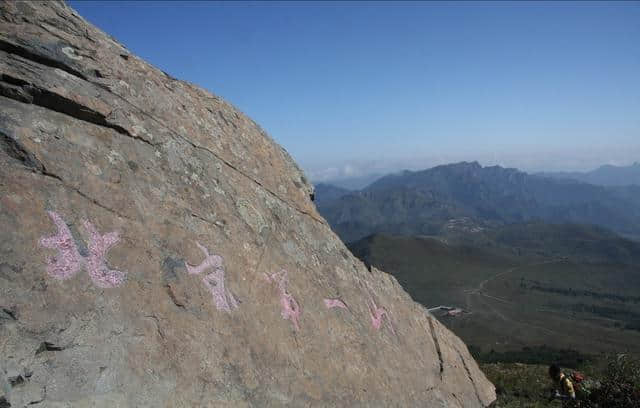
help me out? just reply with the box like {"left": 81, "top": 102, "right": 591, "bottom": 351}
{"left": 549, "top": 364, "right": 577, "bottom": 403}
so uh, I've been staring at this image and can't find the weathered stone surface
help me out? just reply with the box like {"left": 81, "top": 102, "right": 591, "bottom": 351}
{"left": 0, "top": 1, "right": 495, "bottom": 406}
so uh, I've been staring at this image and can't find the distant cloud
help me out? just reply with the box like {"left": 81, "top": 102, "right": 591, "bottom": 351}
{"left": 306, "top": 160, "right": 396, "bottom": 183}
{"left": 302, "top": 145, "right": 640, "bottom": 184}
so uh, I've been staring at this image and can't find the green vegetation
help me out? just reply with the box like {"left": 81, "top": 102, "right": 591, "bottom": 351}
{"left": 472, "top": 346, "right": 592, "bottom": 368}
{"left": 586, "top": 354, "right": 640, "bottom": 407}
{"left": 484, "top": 222, "right": 640, "bottom": 265}
{"left": 482, "top": 363, "right": 560, "bottom": 407}
{"left": 484, "top": 354, "right": 640, "bottom": 408}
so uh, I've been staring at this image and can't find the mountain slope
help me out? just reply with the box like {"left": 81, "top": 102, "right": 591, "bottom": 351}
{"left": 313, "top": 182, "right": 351, "bottom": 207}
{"left": 538, "top": 162, "right": 640, "bottom": 186}
{"left": 317, "top": 161, "right": 640, "bottom": 243}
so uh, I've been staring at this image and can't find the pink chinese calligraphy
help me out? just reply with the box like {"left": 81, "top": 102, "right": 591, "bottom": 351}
{"left": 38, "top": 213, "right": 399, "bottom": 338}
{"left": 323, "top": 298, "right": 348, "bottom": 310}
{"left": 185, "top": 241, "right": 238, "bottom": 312}
{"left": 39, "top": 211, "right": 126, "bottom": 288}
{"left": 367, "top": 296, "right": 396, "bottom": 335}
{"left": 265, "top": 270, "right": 301, "bottom": 331}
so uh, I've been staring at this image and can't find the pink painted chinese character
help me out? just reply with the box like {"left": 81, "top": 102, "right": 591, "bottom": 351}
{"left": 186, "top": 242, "right": 223, "bottom": 275}
{"left": 368, "top": 297, "right": 396, "bottom": 335}
{"left": 186, "top": 242, "right": 238, "bottom": 312}
{"left": 324, "top": 298, "right": 348, "bottom": 310}
{"left": 39, "top": 211, "right": 126, "bottom": 288}
{"left": 39, "top": 211, "right": 83, "bottom": 280}
{"left": 83, "top": 220, "right": 126, "bottom": 288}
{"left": 265, "top": 270, "right": 301, "bottom": 331}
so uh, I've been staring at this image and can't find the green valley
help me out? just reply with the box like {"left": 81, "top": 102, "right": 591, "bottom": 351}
{"left": 348, "top": 231, "right": 640, "bottom": 356}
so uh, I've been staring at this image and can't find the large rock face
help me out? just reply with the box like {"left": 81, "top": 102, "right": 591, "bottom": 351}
{"left": 0, "top": 2, "right": 495, "bottom": 406}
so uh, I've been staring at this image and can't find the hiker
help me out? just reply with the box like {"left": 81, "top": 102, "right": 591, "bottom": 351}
{"left": 548, "top": 364, "right": 576, "bottom": 403}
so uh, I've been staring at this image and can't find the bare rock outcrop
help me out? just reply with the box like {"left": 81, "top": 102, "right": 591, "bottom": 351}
{"left": 0, "top": 2, "right": 495, "bottom": 406}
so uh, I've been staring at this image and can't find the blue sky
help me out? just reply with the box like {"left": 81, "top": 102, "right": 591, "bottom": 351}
{"left": 70, "top": 1, "right": 640, "bottom": 182}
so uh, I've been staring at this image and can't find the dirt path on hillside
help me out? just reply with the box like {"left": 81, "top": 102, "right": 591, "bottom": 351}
{"left": 461, "top": 259, "right": 564, "bottom": 335}
{"left": 465, "top": 259, "right": 561, "bottom": 301}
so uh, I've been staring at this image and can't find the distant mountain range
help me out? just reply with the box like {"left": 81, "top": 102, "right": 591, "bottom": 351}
{"left": 537, "top": 162, "right": 640, "bottom": 186}
{"left": 316, "top": 161, "right": 640, "bottom": 243}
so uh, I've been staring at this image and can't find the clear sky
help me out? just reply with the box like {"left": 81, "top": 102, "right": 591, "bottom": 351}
{"left": 70, "top": 1, "right": 640, "bottom": 182}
